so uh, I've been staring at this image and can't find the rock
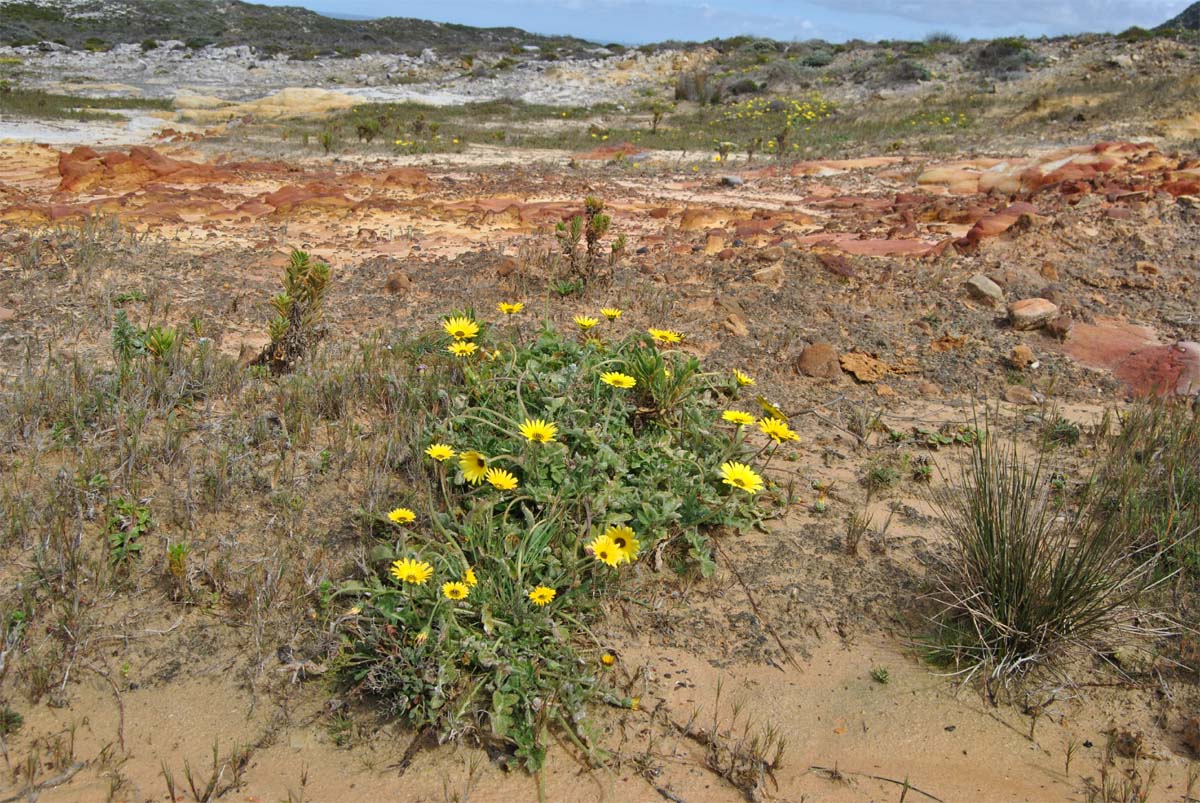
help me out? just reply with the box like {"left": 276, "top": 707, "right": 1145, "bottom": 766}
{"left": 1008, "top": 345, "right": 1036, "bottom": 370}
{"left": 723, "top": 313, "right": 749, "bottom": 337}
{"left": 796, "top": 343, "right": 843, "bottom": 379}
{"left": 0, "top": 306, "right": 14, "bottom": 323}
{"left": 384, "top": 272, "right": 411, "bottom": 294}
{"left": 1004, "top": 385, "right": 1044, "bottom": 405}
{"left": 1183, "top": 717, "right": 1200, "bottom": 756}
{"left": 839, "top": 351, "right": 889, "bottom": 383}
{"left": 704, "top": 233, "right": 725, "bottom": 254}
{"left": 496, "top": 257, "right": 518, "bottom": 277}
{"left": 1008, "top": 298, "right": 1059, "bottom": 330}
{"left": 1109, "top": 54, "right": 1134, "bottom": 69}
{"left": 757, "top": 245, "right": 785, "bottom": 263}
{"left": 1040, "top": 262, "right": 1059, "bottom": 281}
{"left": 1134, "top": 260, "right": 1159, "bottom": 275}
{"left": 917, "top": 381, "right": 942, "bottom": 397}
{"left": 965, "top": 274, "right": 1005, "bottom": 305}
{"left": 752, "top": 263, "right": 784, "bottom": 285}
{"left": 720, "top": 175, "right": 744, "bottom": 187}
{"left": 1110, "top": 728, "right": 1143, "bottom": 759}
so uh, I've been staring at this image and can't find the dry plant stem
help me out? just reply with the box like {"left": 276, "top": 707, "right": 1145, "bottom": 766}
{"left": 808, "top": 765, "right": 945, "bottom": 802}
{"left": 82, "top": 662, "right": 126, "bottom": 751}
{"left": 710, "top": 538, "right": 800, "bottom": 671}
{"left": 0, "top": 761, "right": 87, "bottom": 803}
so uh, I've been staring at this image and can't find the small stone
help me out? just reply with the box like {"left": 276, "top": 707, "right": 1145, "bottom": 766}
{"left": 1135, "top": 260, "right": 1159, "bottom": 275}
{"left": 839, "top": 351, "right": 889, "bottom": 383}
{"left": 384, "top": 271, "right": 411, "bottom": 294}
{"left": 965, "top": 274, "right": 1005, "bottom": 305}
{"left": 717, "top": 248, "right": 736, "bottom": 261}
{"left": 752, "top": 262, "right": 784, "bottom": 285}
{"left": 1004, "top": 385, "right": 1044, "bottom": 405}
{"left": 496, "top": 257, "right": 518, "bottom": 277}
{"left": 723, "top": 313, "right": 749, "bottom": 337}
{"left": 1040, "top": 262, "right": 1059, "bottom": 281}
{"left": 1008, "top": 298, "right": 1059, "bottom": 330}
{"left": 1110, "top": 728, "right": 1143, "bottom": 759}
{"left": 918, "top": 381, "right": 942, "bottom": 397}
{"left": 0, "top": 306, "right": 14, "bottom": 322}
{"left": 796, "top": 343, "right": 843, "bottom": 379}
{"left": 720, "top": 175, "right": 744, "bottom": 187}
{"left": 757, "top": 245, "right": 785, "bottom": 263}
{"left": 1008, "top": 345, "right": 1035, "bottom": 370}
{"left": 704, "top": 234, "right": 725, "bottom": 254}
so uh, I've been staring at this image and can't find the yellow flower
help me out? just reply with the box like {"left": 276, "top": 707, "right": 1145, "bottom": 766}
{"left": 415, "top": 629, "right": 429, "bottom": 645}
{"left": 722, "top": 410, "right": 755, "bottom": 426}
{"left": 460, "top": 451, "right": 488, "bottom": 484}
{"left": 387, "top": 507, "right": 416, "bottom": 525}
{"left": 600, "top": 371, "right": 636, "bottom": 389}
{"left": 574, "top": 315, "right": 599, "bottom": 330}
{"left": 605, "top": 524, "right": 640, "bottom": 563}
{"left": 588, "top": 534, "right": 622, "bottom": 568}
{"left": 425, "top": 443, "right": 455, "bottom": 461}
{"left": 485, "top": 467, "right": 519, "bottom": 491}
{"left": 647, "top": 328, "right": 682, "bottom": 344}
{"left": 758, "top": 417, "right": 799, "bottom": 443}
{"left": 528, "top": 586, "right": 556, "bottom": 606}
{"left": 720, "top": 461, "right": 764, "bottom": 495}
{"left": 600, "top": 307, "right": 622, "bottom": 320}
{"left": 442, "top": 316, "right": 479, "bottom": 340}
{"left": 600, "top": 653, "right": 616, "bottom": 666}
{"left": 733, "top": 369, "right": 755, "bottom": 387}
{"left": 390, "top": 558, "right": 433, "bottom": 585}
{"left": 347, "top": 606, "right": 361, "bottom": 616}
{"left": 463, "top": 567, "right": 478, "bottom": 587}
{"left": 448, "top": 341, "right": 478, "bottom": 357}
{"left": 442, "top": 581, "right": 470, "bottom": 600}
{"left": 631, "top": 697, "right": 640, "bottom": 711}
{"left": 498, "top": 301, "right": 524, "bottom": 315}
{"left": 519, "top": 418, "right": 558, "bottom": 444}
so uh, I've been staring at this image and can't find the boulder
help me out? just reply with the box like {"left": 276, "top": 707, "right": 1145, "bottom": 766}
{"left": 1008, "top": 298, "right": 1059, "bottom": 330}
{"left": 796, "top": 343, "right": 842, "bottom": 379}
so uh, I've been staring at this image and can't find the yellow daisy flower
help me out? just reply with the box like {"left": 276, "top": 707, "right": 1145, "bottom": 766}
{"left": 484, "top": 467, "right": 519, "bottom": 491}
{"left": 600, "top": 307, "right": 623, "bottom": 320}
{"left": 722, "top": 410, "right": 755, "bottom": 426}
{"left": 588, "top": 534, "right": 622, "bottom": 568}
{"left": 463, "top": 567, "right": 478, "bottom": 587}
{"left": 519, "top": 418, "right": 558, "bottom": 444}
{"left": 600, "top": 653, "right": 616, "bottom": 666}
{"left": 459, "top": 451, "right": 488, "bottom": 484}
{"left": 605, "top": 524, "right": 641, "bottom": 563}
{"left": 720, "top": 461, "right": 764, "bottom": 494}
{"left": 648, "top": 328, "right": 682, "bottom": 344}
{"left": 387, "top": 507, "right": 416, "bottom": 525}
{"left": 443, "top": 316, "right": 479, "bottom": 340}
{"left": 758, "top": 417, "right": 799, "bottom": 443}
{"left": 733, "top": 369, "right": 755, "bottom": 387}
{"left": 528, "top": 586, "right": 557, "bottom": 606}
{"left": 425, "top": 443, "right": 455, "bottom": 461}
{"left": 442, "top": 581, "right": 470, "bottom": 600}
{"left": 498, "top": 301, "right": 524, "bottom": 315}
{"left": 390, "top": 558, "right": 433, "bottom": 585}
{"left": 600, "top": 371, "right": 636, "bottom": 389}
{"left": 448, "top": 341, "right": 478, "bottom": 357}
{"left": 574, "top": 315, "right": 599, "bottom": 330}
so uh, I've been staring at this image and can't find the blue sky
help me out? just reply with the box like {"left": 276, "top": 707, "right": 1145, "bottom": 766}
{"left": 267, "top": 0, "right": 1193, "bottom": 44}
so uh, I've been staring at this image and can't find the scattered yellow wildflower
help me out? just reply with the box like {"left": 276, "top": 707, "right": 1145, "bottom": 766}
{"left": 460, "top": 451, "right": 488, "bottom": 484}
{"left": 600, "top": 371, "right": 636, "bottom": 389}
{"left": 485, "top": 467, "right": 519, "bottom": 491}
{"left": 442, "top": 581, "right": 470, "bottom": 600}
{"left": 448, "top": 341, "right": 478, "bottom": 357}
{"left": 600, "top": 307, "right": 622, "bottom": 320}
{"left": 758, "top": 417, "right": 799, "bottom": 443}
{"left": 601, "top": 653, "right": 616, "bottom": 666}
{"left": 733, "top": 369, "right": 755, "bottom": 387}
{"left": 390, "top": 558, "right": 433, "bottom": 585}
{"left": 415, "top": 629, "right": 429, "bottom": 645}
{"left": 519, "top": 418, "right": 559, "bottom": 444}
{"left": 722, "top": 410, "right": 755, "bottom": 426}
{"left": 574, "top": 315, "right": 599, "bottom": 330}
{"left": 720, "top": 461, "right": 764, "bottom": 494}
{"left": 647, "top": 328, "right": 682, "bottom": 344}
{"left": 442, "top": 316, "right": 479, "bottom": 340}
{"left": 387, "top": 507, "right": 416, "bottom": 525}
{"left": 588, "top": 534, "right": 622, "bottom": 568}
{"left": 529, "top": 586, "right": 556, "bottom": 606}
{"left": 498, "top": 301, "right": 524, "bottom": 315}
{"left": 425, "top": 443, "right": 455, "bottom": 461}
{"left": 606, "top": 524, "right": 640, "bottom": 563}
{"left": 463, "top": 567, "right": 478, "bottom": 587}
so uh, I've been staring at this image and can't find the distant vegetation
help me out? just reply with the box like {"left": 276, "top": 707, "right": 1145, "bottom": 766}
{"left": 0, "top": 83, "right": 173, "bottom": 121}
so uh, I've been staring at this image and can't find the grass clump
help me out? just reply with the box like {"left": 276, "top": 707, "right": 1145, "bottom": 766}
{"left": 334, "top": 311, "right": 776, "bottom": 770}
{"left": 931, "top": 429, "right": 1150, "bottom": 681}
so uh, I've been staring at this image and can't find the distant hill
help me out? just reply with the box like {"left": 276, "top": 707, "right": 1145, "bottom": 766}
{"left": 0, "top": 0, "right": 595, "bottom": 56}
{"left": 1159, "top": 1, "right": 1200, "bottom": 29}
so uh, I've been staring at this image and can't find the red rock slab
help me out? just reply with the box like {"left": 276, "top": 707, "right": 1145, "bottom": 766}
{"left": 956, "top": 202, "right": 1040, "bottom": 249}
{"left": 1114, "top": 341, "right": 1200, "bottom": 397}
{"left": 798, "top": 233, "right": 938, "bottom": 257}
{"left": 1063, "top": 318, "right": 1159, "bottom": 368}
{"left": 787, "top": 156, "right": 905, "bottom": 177}
{"left": 571, "top": 142, "right": 649, "bottom": 161}
{"left": 377, "top": 167, "right": 432, "bottom": 191}
{"left": 263, "top": 183, "right": 354, "bottom": 213}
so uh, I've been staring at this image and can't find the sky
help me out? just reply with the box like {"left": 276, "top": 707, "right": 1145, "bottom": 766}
{"left": 262, "top": 0, "right": 1194, "bottom": 44}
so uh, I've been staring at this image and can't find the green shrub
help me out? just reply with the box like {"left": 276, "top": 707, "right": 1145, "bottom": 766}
{"left": 932, "top": 430, "right": 1149, "bottom": 679}
{"left": 334, "top": 315, "right": 775, "bottom": 770}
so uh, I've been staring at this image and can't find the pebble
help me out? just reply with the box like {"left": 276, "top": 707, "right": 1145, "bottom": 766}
{"left": 1008, "top": 298, "right": 1059, "bottom": 330}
